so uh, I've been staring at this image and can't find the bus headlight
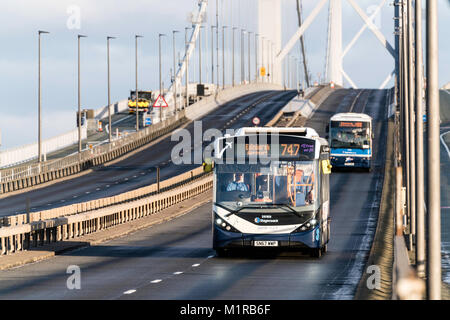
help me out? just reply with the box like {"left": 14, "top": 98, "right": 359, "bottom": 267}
{"left": 214, "top": 213, "right": 240, "bottom": 233}
{"left": 292, "top": 218, "right": 318, "bottom": 233}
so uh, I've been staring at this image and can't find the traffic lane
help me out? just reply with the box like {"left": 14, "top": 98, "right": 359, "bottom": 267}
{"left": 0, "top": 89, "right": 385, "bottom": 299}
{"left": 0, "top": 91, "right": 296, "bottom": 217}
{"left": 121, "top": 89, "right": 388, "bottom": 300}
{"left": 440, "top": 96, "right": 450, "bottom": 286}
{"left": 441, "top": 130, "right": 450, "bottom": 284}
{"left": 124, "top": 173, "right": 381, "bottom": 300}
{"left": 0, "top": 202, "right": 215, "bottom": 300}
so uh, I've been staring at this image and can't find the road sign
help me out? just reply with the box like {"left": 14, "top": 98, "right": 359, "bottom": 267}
{"left": 252, "top": 117, "right": 260, "bottom": 126}
{"left": 153, "top": 94, "right": 169, "bottom": 108}
{"left": 143, "top": 115, "right": 152, "bottom": 127}
{"left": 260, "top": 67, "right": 266, "bottom": 77}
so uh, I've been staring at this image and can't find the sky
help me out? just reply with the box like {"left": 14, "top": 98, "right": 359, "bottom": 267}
{"left": 0, "top": 0, "right": 449, "bottom": 150}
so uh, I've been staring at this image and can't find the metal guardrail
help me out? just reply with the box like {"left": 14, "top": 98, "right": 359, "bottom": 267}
{"left": 1, "top": 166, "right": 206, "bottom": 228}
{"left": 0, "top": 172, "right": 213, "bottom": 255}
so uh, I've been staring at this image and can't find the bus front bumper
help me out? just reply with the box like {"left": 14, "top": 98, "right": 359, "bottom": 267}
{"left": 213, "top": 225, "right": 321, "bottom": 250}
{"left": 330, "top": 155, "right": 371, "bottom": 168}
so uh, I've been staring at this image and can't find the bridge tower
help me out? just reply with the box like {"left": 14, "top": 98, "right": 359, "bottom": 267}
{"left": 326, "top": 0, "right": 343, "bottom": 86}
{"left": 258, "top": 0, "right": 282, "bottom": 86}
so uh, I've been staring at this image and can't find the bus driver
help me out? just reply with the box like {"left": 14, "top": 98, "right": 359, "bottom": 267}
{"left": 226, "top": 173, "right": 250, "bottom": 192}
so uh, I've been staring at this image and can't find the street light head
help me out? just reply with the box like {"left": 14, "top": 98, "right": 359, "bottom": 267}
{"left": 38, "top": 30, "right": 50, "bottom": 35}
{"left": 78, "top": 34, "right": 87, "bottom": 38}
{"left": 173, "top": 30, "right": 180, "bottom": 34}
{"left": 107, "top": 36, "right": 117, "bottom": 40}
{"left": 135, "top": 35, "right": 143, "bottom": 38}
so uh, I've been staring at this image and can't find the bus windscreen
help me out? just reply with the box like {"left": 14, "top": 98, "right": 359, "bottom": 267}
{"left": 330, "top": 121, "right": 370, "bottom": 149}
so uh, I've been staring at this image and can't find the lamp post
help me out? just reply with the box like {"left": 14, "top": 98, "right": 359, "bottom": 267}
{"left": 255, "top": 33, "right": 259, "bottom": 82}
{"left": 135, "top": 35, "right": 143, "bottom": 131}
{"left": 222, "top": 26, "right": 228, "bottom": 89}
{"left": 241, "top": 29, "right": 246, "bottom": 84}
{"left": 198, "top": 26, "right": 204, "bottom": 85}
{"left": 426, "top": 0, "right": 441, "bottom": 300}
{"left": 232, "top": 27, "right": 237, "bottom": 87}
{"left": 172, "top": 30, "right": 179, "bottom": 112}
{"left": 211, "top": 26, "right": 216, "bottom": 86}
{"left": 159, "top": 33, "right": 167, "bottom": 123}
{"left": 38, "top": 30, "right": 49, "bottom": 163}
{"left": 248, "top": 31, "right": 252, "bottom": 84}
{"left": 414, "top": 0, "right": 425, "bottom": 279}
{"left": 185, "top": 27, "right": 191, "bottom": 109}
{"left": 78, "top": 34, "right": 87, "bottom": 153}
{"left": 107, "top": 36, "right": 116, "bottom": 143}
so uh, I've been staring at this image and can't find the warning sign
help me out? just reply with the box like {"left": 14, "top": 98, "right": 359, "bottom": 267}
{"left": 260, "top": 67, "right": 266, "bottom": 77}
{"left": 153, "top": 94, "right": 169, "bottom": 108}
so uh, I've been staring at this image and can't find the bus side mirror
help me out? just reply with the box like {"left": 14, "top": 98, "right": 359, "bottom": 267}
{"left": 325, "top": 124, "right": 329, "bottom": 133}
{"left": 321, "top": 160, "right": 332, "bottom": 175}
{"left": 202, "top": 158, "right": 214, "bottom": 173}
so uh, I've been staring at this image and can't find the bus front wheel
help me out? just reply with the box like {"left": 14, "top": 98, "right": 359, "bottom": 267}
{"left": 310, "top": 248, "right": 322, "bottom": 258}
{"left": 215, "top": 248, "right": 228, "bottom": 257}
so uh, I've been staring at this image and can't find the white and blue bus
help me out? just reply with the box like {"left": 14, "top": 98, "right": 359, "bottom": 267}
{"left": 207, "top": 127, "right": 332, "bottom": 258}
{"left": 328, "top": 113, "right": 373, "bottom": 170}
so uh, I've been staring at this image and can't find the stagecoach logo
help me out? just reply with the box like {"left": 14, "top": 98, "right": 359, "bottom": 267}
{"left": 254, "top": 215, "right": 279, "bottom": 224}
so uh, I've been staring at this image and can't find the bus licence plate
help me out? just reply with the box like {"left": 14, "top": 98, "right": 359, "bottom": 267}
{"left": 254, "top": 241, "right": 279, "bottom": 247}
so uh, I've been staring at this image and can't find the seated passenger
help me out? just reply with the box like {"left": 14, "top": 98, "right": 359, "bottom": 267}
{"left": 226, "top": 173, "right": 249, "bottom": 192}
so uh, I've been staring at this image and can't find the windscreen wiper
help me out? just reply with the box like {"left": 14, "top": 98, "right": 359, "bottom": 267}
{"left": 215, "top": 203, "right": 247, "bottom": 217}
{"left": 264, "top": 203, "right": 307, "bottom": 219}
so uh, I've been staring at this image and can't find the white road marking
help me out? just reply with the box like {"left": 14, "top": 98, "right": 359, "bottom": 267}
{"left": 150, "top": 279, "right": 162, "bottom": 283}
{"left": 192, "top": 263, "right": 200, "bottom": 267}
{"left": 123, "top": 289, "right": 136, "bottom": 295}
{"left": 112, "top": 115, "right": 133, "bottom": 126}
{"left": 173, "top": 271, "right": 183, "bottom": 275}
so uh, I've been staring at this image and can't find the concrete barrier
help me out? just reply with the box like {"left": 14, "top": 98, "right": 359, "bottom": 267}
{"left": 0, "top": 126, "right": 87, "bottom": 168}
{"left": 0, "top": 165, "right": 206, "bottom": 228}
{"left": 0, "top": 172, "right": 213, "bottom": 255}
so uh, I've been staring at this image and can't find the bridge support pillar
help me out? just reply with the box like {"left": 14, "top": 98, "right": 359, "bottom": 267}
{"left": 327, "top": 0, "right": 343, "bottom": 86}
{"left": 258, "top": 0, "right": 282, "bottom": 86}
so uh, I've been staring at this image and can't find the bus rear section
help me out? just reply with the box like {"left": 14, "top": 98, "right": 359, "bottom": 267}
{"left": 209, "top": 127, "right": 331, "bottom": 257}
{"left": 328, "top": 113, "right": 373, "bottom": 170}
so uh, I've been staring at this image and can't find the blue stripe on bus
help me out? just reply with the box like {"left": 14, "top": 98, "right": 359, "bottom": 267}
{"left": 330, "top": 148, "right": 371, "bottom": 156}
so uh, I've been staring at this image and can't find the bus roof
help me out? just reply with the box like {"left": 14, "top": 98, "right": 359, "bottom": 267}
{"left": 330, "top": 112, "right": 372, "bottom": 122}
{"left": 236, "top": 127, "right": 318, "bottom": 138}
{"left": 232, "top": 127, "right": 328, "bottom": 146}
